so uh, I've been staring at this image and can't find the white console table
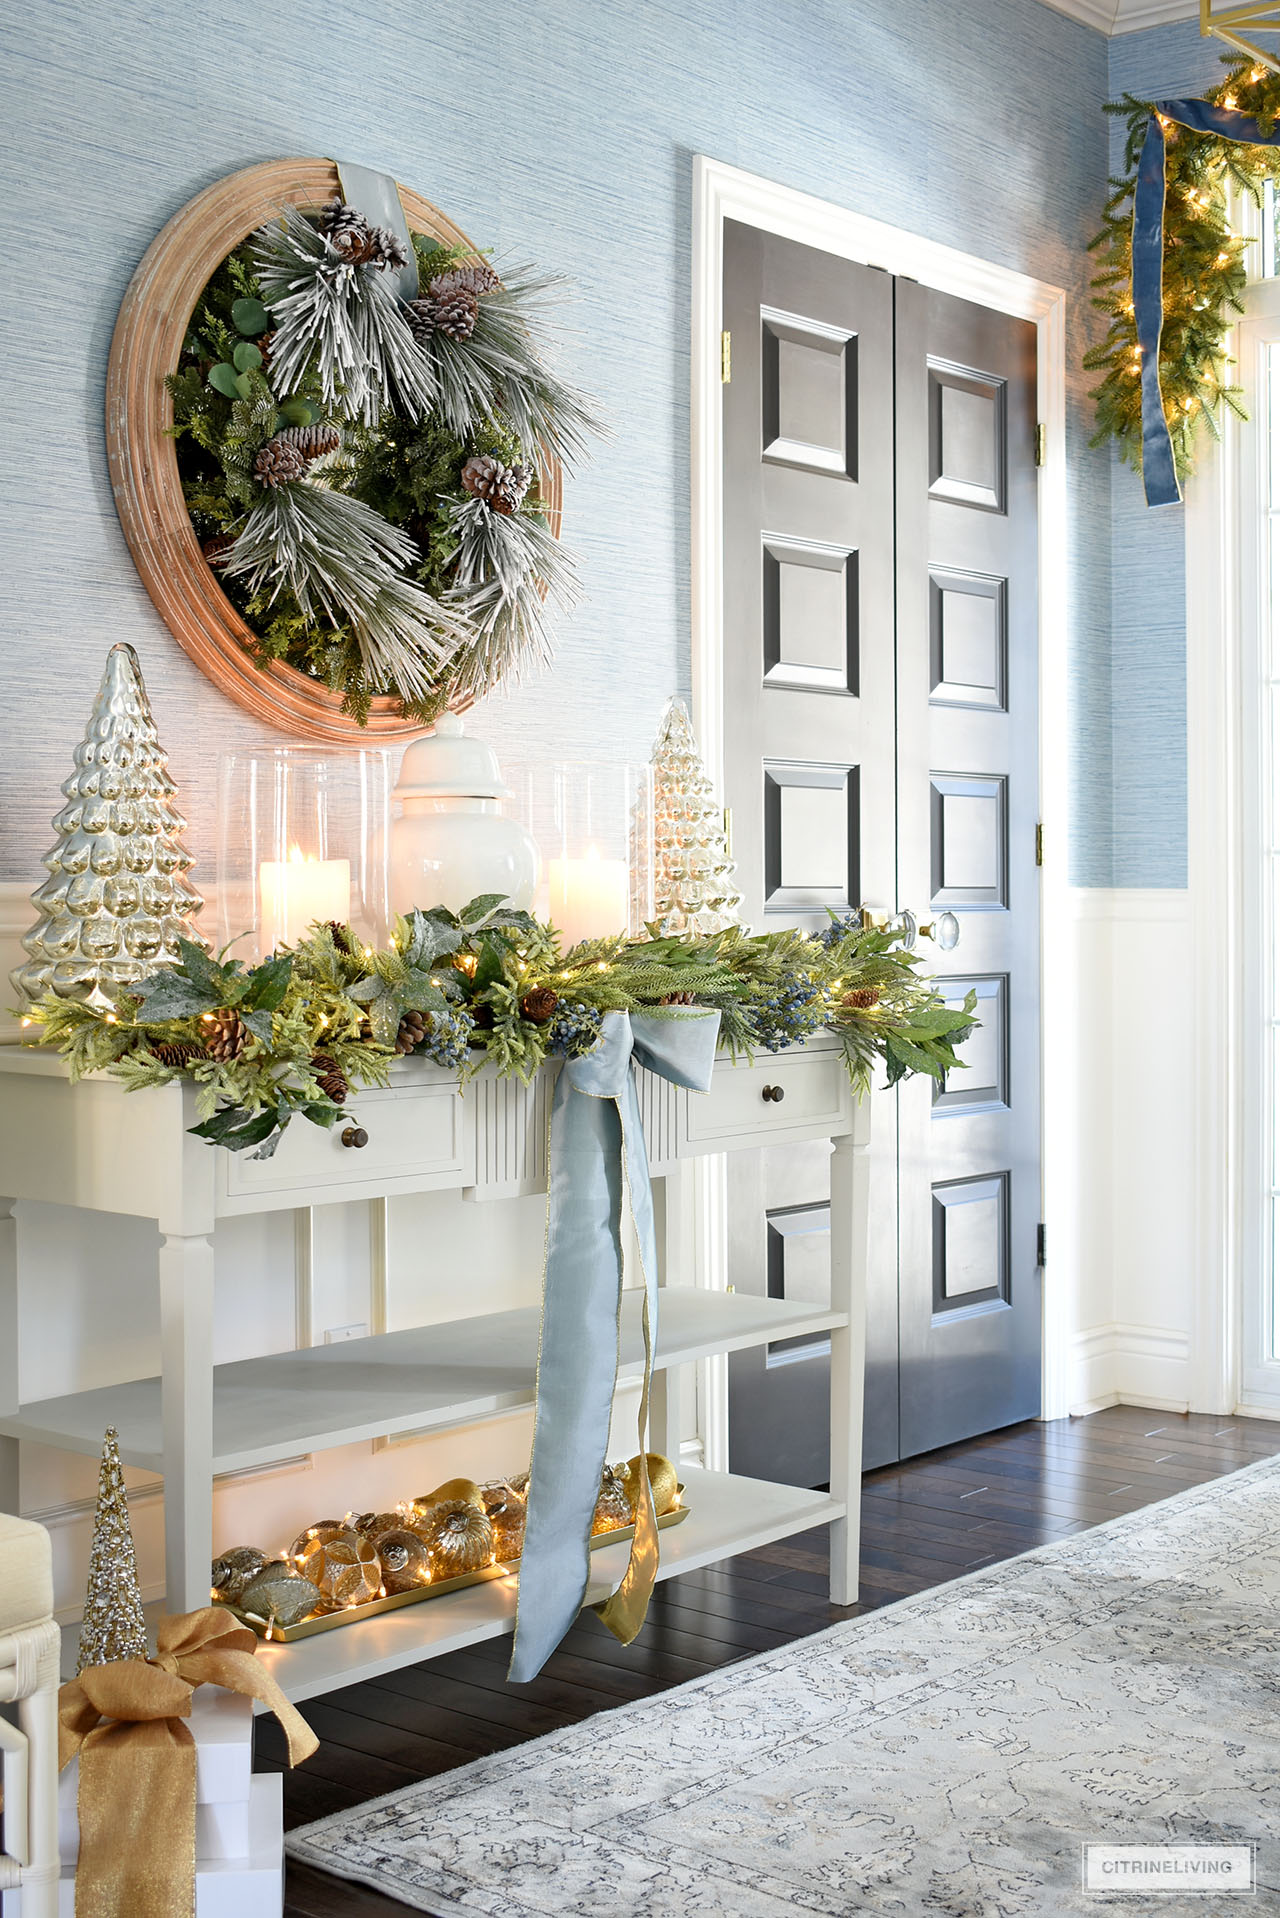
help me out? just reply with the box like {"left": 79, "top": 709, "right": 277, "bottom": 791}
{"left": 0, "top": 1037, "right": 869, "bottom": 1703}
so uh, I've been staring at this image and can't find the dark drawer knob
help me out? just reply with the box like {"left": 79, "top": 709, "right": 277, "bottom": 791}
{"left": 761, "top": 1084, "right": 785, "bottom": 1104}
{"left": 341, "top": 1125, "right": 369, "bottom": 1149}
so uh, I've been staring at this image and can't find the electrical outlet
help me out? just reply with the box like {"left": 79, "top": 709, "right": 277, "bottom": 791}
{"left": 323, "top": 1321, "right": 369, "bottom": 1344}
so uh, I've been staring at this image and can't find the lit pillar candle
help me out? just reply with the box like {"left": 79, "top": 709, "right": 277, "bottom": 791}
{"left": 547, "top": 845, "right": 629, "bottom": 946}
{"left": 258, "top": 846, "right": 351, "bottom": 952}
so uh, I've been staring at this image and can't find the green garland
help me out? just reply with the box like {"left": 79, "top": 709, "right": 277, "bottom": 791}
{"left": 1087, "top": 57, "right": 1280, "bottom": 481}
{"left": 168, "top": 207, "right": 593, "bottom": 724}
{"left": 22, "top": 901, "right": 977, "bottom": 1160}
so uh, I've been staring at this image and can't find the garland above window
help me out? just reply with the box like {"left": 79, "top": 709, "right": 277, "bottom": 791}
{"left": 1087, "top": 58, "right": 1280, "bottom": 504}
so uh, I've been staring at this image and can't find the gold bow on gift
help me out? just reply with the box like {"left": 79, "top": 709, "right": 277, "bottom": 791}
{"left": 58, "top": 1606, "right": 317, "bottom": 1918}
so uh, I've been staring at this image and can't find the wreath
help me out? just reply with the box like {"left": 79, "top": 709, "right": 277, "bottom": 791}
{"left": 166, "top": 195, "right": 597, "bottom": 724}
{"left": 1087, "top": 57, "right": 1280, "bottom": 484}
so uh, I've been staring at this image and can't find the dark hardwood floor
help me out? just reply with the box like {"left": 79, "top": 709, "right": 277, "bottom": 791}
{"left": 261, "top": 1405, "right": 1280, "bottom": 1917}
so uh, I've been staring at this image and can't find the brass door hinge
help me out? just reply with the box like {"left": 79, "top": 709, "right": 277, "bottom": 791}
{"left": 720, "top": 331, "right": 732, "bottom": 383}
{"left": 1035, "top": 422, "right": 1047, "bottom": 467}
{"left": 1035, "top": 822, "right": 1044, "bottom": 867}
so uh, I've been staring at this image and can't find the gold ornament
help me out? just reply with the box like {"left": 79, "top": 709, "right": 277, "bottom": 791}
{"left": 372, "top": 1526, "right": 432, "bottom": 1594}
{"left": 644, "top": 698, "right": 742, "bottom": 937}
{"left": 620, "top": 1452, "right": 680, "bottom": 1518}
{"left": 210, "top": 1546, "right": 267, "bottom": 1604}
{"left": 352, "top": 1510, "right": 402, "bottom": 1538}
{"left": 287, "top": 1519, "right": 349, "bottom": 1560}
{"left": 480, "top": 1480, "right": 526, "bottom": 1561}
{"left": 77, "top": 1426, "right": 149, "bottom": 1674}
{"left": 414, "top": 1476, "right": 484, "bottom": 1513}
{"left": 238, "top": 1565, "right": 323, "bottom": 1629}
{"left": 592, "top": 1464, "right": 632, "bottom": 1535}
{"left": 416, "top": 1498, "right": 493, "bottom": 1574}
{"left": 12, "top": 643, "right": 206, "bottom": 1005}
{"left": 293, "top": 1530, "right": 381, "bottom": 1607}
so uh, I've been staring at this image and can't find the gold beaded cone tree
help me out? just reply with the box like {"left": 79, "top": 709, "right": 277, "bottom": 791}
{"left": 11, "top": 643, "right": 206, "bottom": 1005}
{"left": 77, "top": 1426, "right": 149, "bottom": 1673}
{"left": 647, "top": 698, "right": 742, "bottom": 936}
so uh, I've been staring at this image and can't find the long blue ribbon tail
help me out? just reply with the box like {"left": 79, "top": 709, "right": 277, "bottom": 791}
{"left": 509, "top": 1009, "right": 720, "bottom": 1684}
{"left": 1134, "top": 100, "right": 1280, "bottom": 508}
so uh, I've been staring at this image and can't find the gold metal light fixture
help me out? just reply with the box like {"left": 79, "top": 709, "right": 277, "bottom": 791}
{"left": 1202, "top": 0, "right": 1280, "bottom": 73}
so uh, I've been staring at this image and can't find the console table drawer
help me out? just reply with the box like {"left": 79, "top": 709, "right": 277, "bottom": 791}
{"left": 218, "top": 1081, "right": 471, "bottom": 1208}
{"left": 685, "top": 1048, "right": 851, "bottom": 1149}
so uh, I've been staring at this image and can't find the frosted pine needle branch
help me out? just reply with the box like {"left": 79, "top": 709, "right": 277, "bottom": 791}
{"left": 443, "top": 495, "right": 578, "bottom": 703}
{"left": 252, "top": 207, "right": 436, "bottom": 427}
{"left": 413, "top": 264, "right": 600, "bottom": 466}
{"left": 222, "top": 483, "right": 469, "bottom": 700}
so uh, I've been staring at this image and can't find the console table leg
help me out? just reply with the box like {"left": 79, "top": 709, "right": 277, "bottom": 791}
{"left": 828, "top": 1130, "right": 870, "bottom": 1607}
{"left": 159, "top": 1232, "right": 215, "bottom": 1612}
{"left": 0, "top": 1198, "right": 18, "bottom": 1515}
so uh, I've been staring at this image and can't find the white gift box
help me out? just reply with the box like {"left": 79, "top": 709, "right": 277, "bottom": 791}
{"left": 2, "top": 1681, "right": 284, "bottom": 1918}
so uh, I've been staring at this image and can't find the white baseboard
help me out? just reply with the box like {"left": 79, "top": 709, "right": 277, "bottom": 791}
{"left": 1069, "top": 1322, "right": 1193, "bottom": 1417}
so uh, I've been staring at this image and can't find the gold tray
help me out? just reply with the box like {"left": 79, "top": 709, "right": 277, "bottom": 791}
{"left": 222, "top": 1503, "right": 691, "bottom": 1643}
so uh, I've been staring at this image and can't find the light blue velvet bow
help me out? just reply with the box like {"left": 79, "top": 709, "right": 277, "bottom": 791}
{"left": 508, "top": 1008, "right": 721, "bottom": 1683}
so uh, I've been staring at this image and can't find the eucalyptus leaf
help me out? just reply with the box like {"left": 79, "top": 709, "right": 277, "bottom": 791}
{"left": 208, "top": 363, "right": 241, "bottom": 400}
{"left": 232, "top": 341, "right": 263, "bottom": 373}
{"left": 232, "top": 297, "right": 271, "bottom": 336}
{"left": 278, "top": 398, "right": 319, "bottom": 427}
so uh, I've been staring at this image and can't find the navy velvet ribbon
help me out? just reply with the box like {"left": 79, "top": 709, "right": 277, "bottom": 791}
{"left": 1136, "top": 100, "right": 1280, "bottom": 507}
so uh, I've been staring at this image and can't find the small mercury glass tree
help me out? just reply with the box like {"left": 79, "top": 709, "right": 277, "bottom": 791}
{"left": 647, "top": 698, "right": 742, "bottom": 936}
{"left": 11, "top": 643, "right": 205, "bottom": 1005}
{"left": 77, "top": 1427, "right": 149, "bottom": 1673}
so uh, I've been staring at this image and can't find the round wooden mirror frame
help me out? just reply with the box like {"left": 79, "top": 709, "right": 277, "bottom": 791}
{"left": 105, "top": 159, "right": 564, "bottom": 745}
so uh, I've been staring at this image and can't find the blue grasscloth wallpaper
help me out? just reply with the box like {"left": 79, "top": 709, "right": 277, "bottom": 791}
{"left": 0, "top": 0, "right": 1113, "bottom": 884}
{"left": 1104, "top": 20, "right": 1224, "bottom": 889}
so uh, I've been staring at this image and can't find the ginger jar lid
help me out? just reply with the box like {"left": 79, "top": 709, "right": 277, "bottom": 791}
{"left": 393, "top": 714, "right": 509, "bottom": 800}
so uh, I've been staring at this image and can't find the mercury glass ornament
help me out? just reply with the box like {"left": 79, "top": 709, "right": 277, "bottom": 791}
{"left": 293, "top": 1530, "right": 381, "bottom": 1607}
{"left": 416, "top": 1498, "right": 493, "bottom": 1574}
{"left": 238, "top": 1565, "right": 323, "bottom": 1630}
{"left": 646, "top": 698, "right": 742, "bottom": 937}
{"left": 373, "top": 1525, "right": 432, "bottom": 1594}
{"left": 211, "top": 1545, "right": 268, "bottom": 1604}
{"left": 12, "top": 643, "right": 206, "bottom": 1004}
{"left": 288, "top": 1519, "right": 349, "bottom": 1561}
{"left": 352, "top": 1510, "right": 403, "bottom": 1539}
{"left": 413, "top": 1476, "right": 484, "bottom": 1515}
{"left": 480, "top": 1480, "right": 526, "bottom": 1561}
{"left": 592, "top": 1465, "right": 632, "bottom": 1535}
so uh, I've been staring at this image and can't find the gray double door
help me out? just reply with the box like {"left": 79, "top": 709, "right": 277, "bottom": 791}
{"left": 721, "top": 221, "right": 1041, "bottom": 1478}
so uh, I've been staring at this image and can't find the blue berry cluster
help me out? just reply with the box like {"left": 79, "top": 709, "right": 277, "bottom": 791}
{"left": 421, "top": 1007, "right": 475, "bottom": 1069}
{"left": 816, "top": 911, "right": 859, "bottom": 951}
{"left": 753, "top": 976, "right": 825, "bottom": 1052}
{"left": 546, "top": 1001, "right": 604, "bottom": 1058}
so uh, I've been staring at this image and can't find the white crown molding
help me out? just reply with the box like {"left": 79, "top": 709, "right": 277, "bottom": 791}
{"left": 1035, "top": 0, "right": 1199, "bottom": 32}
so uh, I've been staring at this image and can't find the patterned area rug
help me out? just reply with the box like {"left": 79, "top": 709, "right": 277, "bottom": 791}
{"left": 287, "top": 1457, "right": 1280, "bottom": 1915}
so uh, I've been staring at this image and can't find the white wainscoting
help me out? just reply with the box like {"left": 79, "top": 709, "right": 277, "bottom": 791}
{"left": 1066, "top": 887, "right": 1197, "bottom": 1415}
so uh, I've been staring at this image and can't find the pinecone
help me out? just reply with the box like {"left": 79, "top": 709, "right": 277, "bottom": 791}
{"left": 367, "top": 224, "right": 409, "bottom": 272}
{"left": 257, "top": 329, "right": 276, "bottom": 371}
{"left": 327, "top": 920, "right": 352, "bottom": 954}
{"left": 203, "top": 1009, "right": 247, "bottom": 1060}
{"left": 660, "top": 991, "right": 697, "bottom": 1006}
{"left": 201, "top": 533, "right": 235, "bottom": 567}
{"left": 320, "top": 198, "right": 376, "bottom": 264}
{"left": 146, "top": 1039, "right": 209, "bottom": 1069}
{"left": 253, "top": 437, "right": 307, "bottom": 488}
{"left": 520, "top": 986, "right": 558, "bottom": 1025}
{"left": 436, "top": 263, "right": 500, "bottom": 298}
{"left": 842, "top": 986, "right": 880, "bottom": 1011}
{"left": 311, "top": 1052, "right": 348, "bottom": 1103}
{"left": 406, "top": 284, "right": 478, "bottom": 343}
{"left": 461, "top": 455, "right": 531, "bottom": 516}
{"left": 395, "top": 1010, "right": 427, "bottom": 1056}
{"left": 273, "top": 424, "right": 341, "bottom": 462}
